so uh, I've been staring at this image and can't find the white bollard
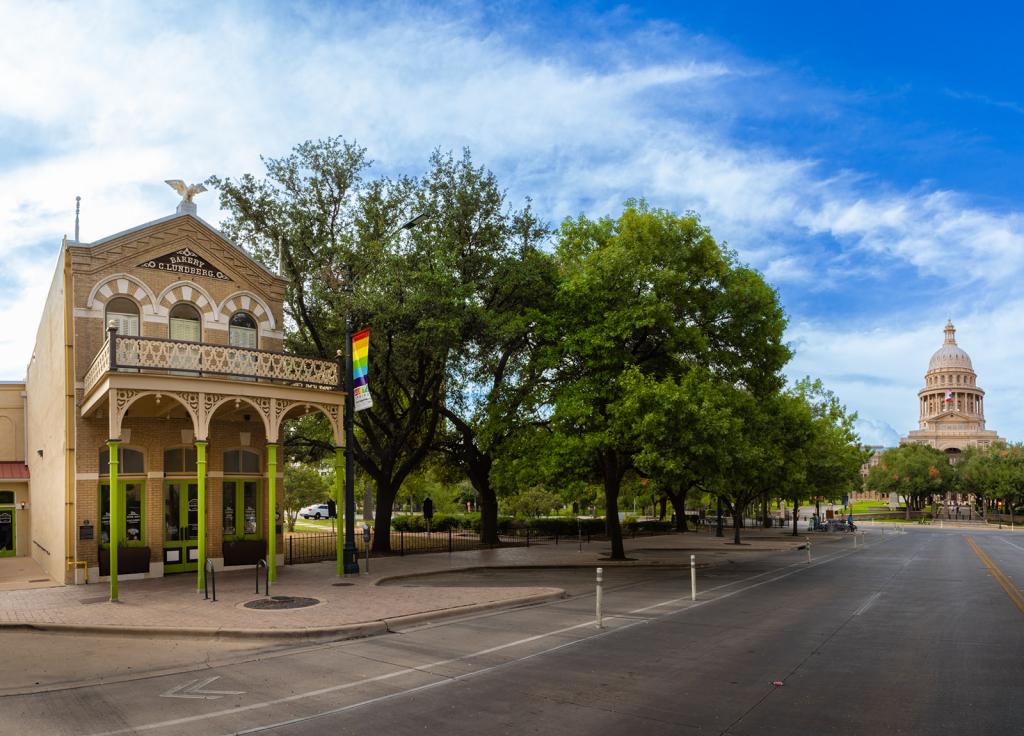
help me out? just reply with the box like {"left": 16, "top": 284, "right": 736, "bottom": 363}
{"left": 806, "top": 537, "right": 812, "bottom": 564}
{"left": 690, "top": 554, "right": 696, "bottom": 601}
{"left": 596, "top": 567, "right": 604, "bottom": 629}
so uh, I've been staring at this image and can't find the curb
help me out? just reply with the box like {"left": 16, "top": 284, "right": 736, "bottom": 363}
{"left": 0, "top": 589, "right": 566, "bottom": 642}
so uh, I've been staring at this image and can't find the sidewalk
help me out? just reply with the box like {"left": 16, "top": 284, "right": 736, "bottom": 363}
{"left": 0, "top": 528, "right": 841, "bottom": 640}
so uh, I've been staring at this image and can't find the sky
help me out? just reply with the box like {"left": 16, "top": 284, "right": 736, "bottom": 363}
{"left": 1, "top": 0, "right": 1023, "bottom": 446}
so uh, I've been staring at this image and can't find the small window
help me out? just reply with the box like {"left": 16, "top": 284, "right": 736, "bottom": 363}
{"left": 99, "top": 447, "right": 145, "bottom": 476}
{"left": 164, "top": 447, "right": 198, "bottom": 474}
{"left": 229, "top": 312, "right": 258, "bottom": 349}
{"left": 106, "top": 297, "right": 140, "bottom": 337}
{"left": 0, "top": 491, "right": 13, "bottom": 504}
{"left": 224, "top": 449, "right": 260, "bottom": 474}
{"left": 169, "top": 303, "right": 202, "bottom": 342}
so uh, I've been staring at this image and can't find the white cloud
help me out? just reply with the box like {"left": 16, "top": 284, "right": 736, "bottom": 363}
{"left": 0, "top": 0, "right": 1023, "bottom": 446}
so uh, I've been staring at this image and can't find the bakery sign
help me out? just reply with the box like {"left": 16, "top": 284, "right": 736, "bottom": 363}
{"left": 138, "top": 247, "right": 229, "bottom": 280}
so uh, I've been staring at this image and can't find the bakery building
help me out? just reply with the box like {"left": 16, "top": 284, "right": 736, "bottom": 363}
{"left": 1, "top": 190, "right": 344, "bottom": 597}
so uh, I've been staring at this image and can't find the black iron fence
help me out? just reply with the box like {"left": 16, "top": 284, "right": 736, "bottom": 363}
{"left": 285, "top": 527, "right": 534, "bottom": 565}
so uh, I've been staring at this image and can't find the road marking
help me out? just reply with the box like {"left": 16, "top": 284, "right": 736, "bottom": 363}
{"left": 1000, "top": 537, "right": 1024, "bottom": 553}
{"left": 966, "top": 536, "right": 1024, "bottom": 616}
{"left": 159, "top": 676, "right": 245, "bottom": 700}
{"left": 853, "top": 591, "right": 882, "bottom": 616}
{"left": 84, "top": 537, "right": 887, "bottom": 736}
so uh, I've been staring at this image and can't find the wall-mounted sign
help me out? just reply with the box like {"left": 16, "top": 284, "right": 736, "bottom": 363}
{"left": 138, "top": 247, "right": 229, "bottom": 281}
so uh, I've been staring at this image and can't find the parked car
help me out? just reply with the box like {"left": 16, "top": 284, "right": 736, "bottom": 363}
{"left": 299, "top": 503, "right": 331, "bottom": 520}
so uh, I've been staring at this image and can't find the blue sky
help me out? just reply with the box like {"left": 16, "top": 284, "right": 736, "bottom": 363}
{"left": 1, "top": 0, "right": 1022, "bottom": 445}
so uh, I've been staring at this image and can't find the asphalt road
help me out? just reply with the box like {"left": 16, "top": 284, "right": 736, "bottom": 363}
{"left": 4, "top": 528, "right": 1023, "bottom": 735}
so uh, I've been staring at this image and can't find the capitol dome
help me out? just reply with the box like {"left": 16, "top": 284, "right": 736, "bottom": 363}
{"left": 927, "top": 321, "right": 973, "bottom": 372}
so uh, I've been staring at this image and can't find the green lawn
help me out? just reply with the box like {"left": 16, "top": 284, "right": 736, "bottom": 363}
{"left": 850, "top": 500, "right": 891, "bottom": 514}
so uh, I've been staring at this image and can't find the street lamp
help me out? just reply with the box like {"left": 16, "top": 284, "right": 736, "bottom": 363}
{"left": 341, "top": 212, "right": 427, "bottom": 574}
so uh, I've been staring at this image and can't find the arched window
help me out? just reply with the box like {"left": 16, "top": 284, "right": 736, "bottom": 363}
{"left": 164, "top": 447, "right": 198, "bottom": 474}
{"left": 223, "top": 449, "right": 260, "bottom": 474}
{"left": 169, "top": 303, "right": 201, "bottom": 342}
{"left": 229, "top": 312, "right": 258, "bottom": 349}
{"left": 106, "top": 297, "right": 140, "bottom": 337}
{"left": 99, "top": 447, "right": 145, "bottom": 476}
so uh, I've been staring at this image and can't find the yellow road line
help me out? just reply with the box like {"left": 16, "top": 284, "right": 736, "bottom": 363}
{"left": 966, "top": 536, "right": 1024, "bottom": 616}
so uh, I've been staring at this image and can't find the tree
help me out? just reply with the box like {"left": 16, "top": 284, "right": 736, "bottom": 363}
{"left": 427, "top": 152, "right": 556, "bottom": 545}
{"left": 212, "top": 139, "right": 458, "bottom": 552}
{"left": 792, "top": 378, "right": 868, "bottom": 536}
{"left": 614, "top": 366, "right": 740, "bottom": 532}
{"left": 866, "top": 444, "right": 952, "bottom": 519}
{"left": 283, "top": 463, "right": 331, "bottom": 532}
{"left": 542, "top": 202, "right": 790, "bottom": 559}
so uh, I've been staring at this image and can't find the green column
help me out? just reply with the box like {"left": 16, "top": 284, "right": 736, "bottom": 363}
{"left": 334, "top": 446, "right": 344, "bottom": 576}
{"left": 195, "top": 440, "right": 207, "bottom": 591}
{"left": 107, "top": 439, "right": 120, "bottom": 602}
{"left": 267, "top": 443, "right": 278, "bottom": 582}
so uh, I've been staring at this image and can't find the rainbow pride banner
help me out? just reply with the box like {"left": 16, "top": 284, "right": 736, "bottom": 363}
{"left": 352, "top": 329, "right": 373, "bottom": 412}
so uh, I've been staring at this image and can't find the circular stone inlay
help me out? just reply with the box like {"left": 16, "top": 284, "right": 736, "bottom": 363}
{"left": 244, "top": 596, "right": 320, "bottom": 610}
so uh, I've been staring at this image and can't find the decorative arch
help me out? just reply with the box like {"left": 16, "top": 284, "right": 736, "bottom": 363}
{"left": 201, "top": 394, "right": 274, "bottom": 443}
{"left": 274, "top": 400, "right": 344, "bottom": 447}
{"left": 109, "top": 389, "right": 199, "bottom": 441}
{"left": 86, "top": 274, "right": 159, "bottom": 316}
{"left": 217, "top": 291, "right": 277, "bottom": 332}
{"left": 156, "top": 281, "right": 220, "bottom": 324}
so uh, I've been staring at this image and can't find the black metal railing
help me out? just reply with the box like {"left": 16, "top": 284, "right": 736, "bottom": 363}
{"left": 284, "top": 528, "right": 534, "bottom": 565}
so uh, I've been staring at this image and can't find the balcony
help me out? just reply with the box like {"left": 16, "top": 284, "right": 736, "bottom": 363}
{"left": 84, "top": 333, "right": 340, "bottom": 395}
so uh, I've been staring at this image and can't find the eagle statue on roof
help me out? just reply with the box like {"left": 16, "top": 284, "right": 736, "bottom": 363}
{"left": 164, "top": 179, "right": 208, "bottom": 203}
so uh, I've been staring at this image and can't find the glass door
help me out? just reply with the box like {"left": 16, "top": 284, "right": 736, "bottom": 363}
{"left": 99, "top": 482, "right": 146, "bottom": 548}
{"left": 163, "top": 481, "right": 199, "bottom": 573}
{"left": 223, "top": 480, "right": 262, "bottom": 540}
{"left": 0, "top": 505, "right": 14, "bottom": 557}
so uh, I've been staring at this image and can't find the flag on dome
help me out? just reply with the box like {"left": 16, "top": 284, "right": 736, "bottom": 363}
{"left": 352, "top": 329, "right": 372, "bottom": 412}
{"left": 944, "top": 390, "right": 953, "bottom": 404}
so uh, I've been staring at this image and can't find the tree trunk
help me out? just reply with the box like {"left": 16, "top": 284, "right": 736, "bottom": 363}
{"left": 601, "top": 451, "right": 626, "bottom": 560}
{"left": 762, "top": 495, "right": 771, "bottom": 528}
{"left": 658, "top": 496, "right": 667, "bottom": 521}
{"left": 905, "top": 497, "right": 911, "bottom": 521}
{"left": 715, "top": 496, "right": 724, "bottom": 537}
{"left": 478, "top": 489, "right": 500, "bottom": 546}
{"left": 732, "top": 507, "right": 743, "bottom": 545}
{"left": 666, "top": 489, "right": 688, "bottom": 532}
{"left": 371, "top": 481, "right": 399, "bottom": 553}
{"left": 791, "top": 499, "right": 800, "bottom": 536}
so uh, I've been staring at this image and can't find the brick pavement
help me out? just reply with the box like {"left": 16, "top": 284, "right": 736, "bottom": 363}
{"left": 0, "top": 529, "right": 839, "bottom": 638}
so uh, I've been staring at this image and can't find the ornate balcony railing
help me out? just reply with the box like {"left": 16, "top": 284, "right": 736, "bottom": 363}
{"left": 83, "top": 333, "right": 340, "bottom": 393}
{"left": 84, "top": 336, "right": 111, "bottom": 393}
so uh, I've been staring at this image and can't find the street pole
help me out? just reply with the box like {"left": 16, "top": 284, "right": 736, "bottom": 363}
{"left": 342, "top": 313, "right": 359, "bottom": 574}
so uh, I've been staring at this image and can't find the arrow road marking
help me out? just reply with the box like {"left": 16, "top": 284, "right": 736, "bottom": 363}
{"left": 160, "top": 676, "right": 245, "bottom": 700}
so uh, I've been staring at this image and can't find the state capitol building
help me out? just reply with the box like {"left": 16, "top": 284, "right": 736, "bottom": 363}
{"left": 901, "top": 320, "right": 1003, "bottom": 460}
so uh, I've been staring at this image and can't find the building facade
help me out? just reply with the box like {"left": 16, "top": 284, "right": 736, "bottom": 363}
{"left": 9, "top": 194, "right": 344, "bottom": 594}
{"left": 900, "top": 321, "right": 1003, "bottom": 460}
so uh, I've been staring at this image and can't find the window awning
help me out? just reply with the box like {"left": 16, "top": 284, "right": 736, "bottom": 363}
{"left": 0, "top": 462, "right": 30, "bottom": 480}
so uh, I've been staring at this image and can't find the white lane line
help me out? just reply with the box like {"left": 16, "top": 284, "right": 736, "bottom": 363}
{"left": 1000, "top": 537, "right": 1024, "bottom": 553}
{"left": 86, "top": 538, "right": 888, "bottom": 736}
{"left": 853, "top": 592, "right": 882, "bottom": 616}
{"left": 84, "top": 618, "right": 630, "bottom": 736}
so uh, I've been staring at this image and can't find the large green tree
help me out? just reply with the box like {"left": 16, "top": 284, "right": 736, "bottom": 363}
{"left": 866, "top": 444, "right": 952, "bottom": 519}
{"left": 542, "top": 202, "right": 789, "bottom": 559}
{"left": 791, "top": 378, "right": 867, "bottom": 535}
